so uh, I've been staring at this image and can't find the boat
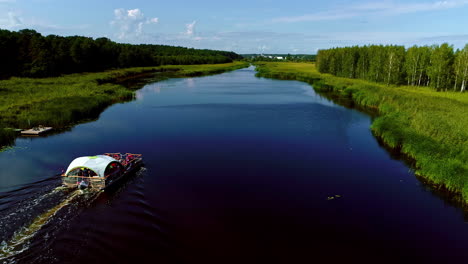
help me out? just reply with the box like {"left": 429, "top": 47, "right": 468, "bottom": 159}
{"left": 61, "top": 153, "right": 143, "bottom": 190}
{"left": 21, "top": 125, "right": 53, "bottom": 135}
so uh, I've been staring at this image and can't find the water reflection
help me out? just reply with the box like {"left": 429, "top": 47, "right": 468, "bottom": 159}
{"left": 1, "top": 67, "right": 468, "bottom": 263}
{"left": 185, "top": 78, "right": 195, "bottom": 89}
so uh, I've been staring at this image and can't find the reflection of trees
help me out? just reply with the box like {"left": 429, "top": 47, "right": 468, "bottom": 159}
{"left": 185, "top": 78, "right": 195, "bottom": 89}
{"left": 136, "top": 84, "right": 162, "bottom": 100}
{"left": 375, "top": 135, "right": 468, "bottom": 218}
{"left": 0, "top": 128, "right": 16, "bottom": 150}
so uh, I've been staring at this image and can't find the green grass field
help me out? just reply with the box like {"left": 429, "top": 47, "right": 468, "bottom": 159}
{"left": 255, "top": 62, "right": 468, "bottom": 203}
{"left": 0, "top": 61, "right": 248, "bottom": 149}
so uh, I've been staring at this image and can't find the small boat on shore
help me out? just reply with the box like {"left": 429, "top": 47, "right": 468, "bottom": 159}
{"left": 61, "top": 153, "right": 143, "bottom": 190}
{"left": 21, "top": 125, "right": 53, "bottom": 135}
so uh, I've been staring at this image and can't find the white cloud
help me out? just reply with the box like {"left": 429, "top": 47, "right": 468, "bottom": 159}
{"left": 177, "top": 20, "right": 203, "bottom": 41}
{"left": 272, "top": 0, "right": 468, "bottom": 23}
{"left": 355, "top": 0, "right": 468, "bottom": 14}
{"left": 148, "top": 28, "right": 468, "bottom": 54}
{"left": 111, "top": 8, "right": 158, "bottom": 40}
{"left": 0, "top": 11, "right": 25, "bottom": 29}
{"left": 273, "top": 11, "right": 357, "bottom": 23}
{"left": 0, "top": 8, "right": 90, "bottom": 35}
{"left": 185, "top": 20, "right": 196, "bottom": 36}
{"left": 7, "top": 11, "right": 22, "bottom": 27}
{"left": 258, "top": 44, "right": 269, "bottom": 53}
{"left": 127, "top": 9, "right": 143, "bottom": 20}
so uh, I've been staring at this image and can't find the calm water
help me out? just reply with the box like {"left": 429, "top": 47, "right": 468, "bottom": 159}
{"left": 1, "top": 67, "right": 468, "bottom": 263}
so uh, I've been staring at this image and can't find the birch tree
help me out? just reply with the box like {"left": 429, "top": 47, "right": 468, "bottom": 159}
{"left": 356, "top": 46, "right": 369, "bottom": 80}
{"left": 428, "top": 43, "right": 454, "bottom": 91}
{"left": 368, "top": 45, "right": 386, "bottom": 83}
{"left": 454, "top": 44, "right": 468, "bottom": 92}
{"left": 405, "top": 46, "right": 421, "bottom": 86}
{"left": 416, "top": 46, "right": 431, "bottom": 87}
{"left": 385, "top": 45, "right": 405, "bottom": 85}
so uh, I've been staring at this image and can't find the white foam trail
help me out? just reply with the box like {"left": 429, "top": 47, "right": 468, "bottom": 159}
{"left": 0, "top": 185, "right": 67, "bottom": 232}
{"left": 0, "top": 189, "right": 81, "bottom": 260}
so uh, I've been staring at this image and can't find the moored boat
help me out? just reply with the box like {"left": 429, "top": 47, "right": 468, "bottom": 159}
{"left": 61, "top": 153, "right": 143, "bottom": 190}
{"left": 21, "top": 125, "right": 53, "bottom": 135}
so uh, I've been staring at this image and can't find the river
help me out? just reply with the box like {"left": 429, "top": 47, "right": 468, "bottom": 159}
{"left": 1, "top": 66, "right": 468, "bottom": 263}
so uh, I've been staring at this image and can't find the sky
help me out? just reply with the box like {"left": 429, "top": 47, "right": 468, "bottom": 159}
{"left": 1, "top": 0, "right": 468, "bottom": 54}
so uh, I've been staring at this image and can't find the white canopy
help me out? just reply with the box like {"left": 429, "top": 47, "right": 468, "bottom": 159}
{"left": 65, "top": 155, "right": 119, "bottom": 178}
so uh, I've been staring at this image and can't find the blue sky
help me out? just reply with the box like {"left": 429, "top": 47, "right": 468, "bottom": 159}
{"left": 1, "top": 0, "right": 468, "bottom": 54}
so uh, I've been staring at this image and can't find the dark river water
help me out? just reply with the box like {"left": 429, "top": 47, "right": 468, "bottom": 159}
{"left": 1, "top": 66, "right": 468, "bottom": 263}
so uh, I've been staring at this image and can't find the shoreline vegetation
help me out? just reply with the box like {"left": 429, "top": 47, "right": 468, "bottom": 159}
{"left": 0, "top": 61, "right": 249, "bottom": 149}
{"left": 254, "top": 62, "right": 468, "bottom": 204}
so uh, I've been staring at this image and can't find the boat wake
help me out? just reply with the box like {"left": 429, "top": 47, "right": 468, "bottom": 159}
{"left": 0, "top": 187, "right": 101, "bottom": 262}
{"left": 0, "top": 167, "right": 146, "bottom": 263}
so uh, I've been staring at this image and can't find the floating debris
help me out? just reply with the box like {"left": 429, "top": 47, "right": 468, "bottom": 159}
{"left": 327, "top": 194, "right": 342, "bottom": 200}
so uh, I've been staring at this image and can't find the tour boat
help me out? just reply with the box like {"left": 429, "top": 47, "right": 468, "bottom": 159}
{"left": 61, "top": 153, "right": 143, "bottom": 190}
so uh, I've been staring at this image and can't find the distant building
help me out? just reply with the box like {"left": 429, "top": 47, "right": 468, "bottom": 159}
{"left": 276, "top": 57, "right": 284, "bottom": 60}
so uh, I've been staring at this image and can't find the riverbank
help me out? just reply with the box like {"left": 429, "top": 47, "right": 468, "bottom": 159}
{"left": 0, "top": 61, "right": 248, "bottom": 148}
{"left": 255, "top": 62, "right": 468, "bottom": 203}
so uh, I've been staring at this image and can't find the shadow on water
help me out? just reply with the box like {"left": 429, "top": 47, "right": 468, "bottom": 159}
{"left": 0, "top": 106, "right": 119, "bottom": 152}
{"left": 312, "top": 86, "right": 379, "bottom": 118}
{"left": 0, "top": 70, "right": 174, "bottom": 152}
{"left": 0, "top": 68, "right": 230, "bottom": 151}
{"left": 265, "top": 75, "right": 468, "bottom": 217}
{"left": 318, "top": 84, "right": 468, "bottom": 216}
{"left": 371, "top": 133, "right": 468, "bottom": 212}
{"left": 0, "top": 128, "right": 16, "bottom": 151}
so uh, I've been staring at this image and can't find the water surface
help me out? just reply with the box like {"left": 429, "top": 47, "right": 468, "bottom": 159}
{"left": 1, "top": 67, "right": 468, "bottom": 263}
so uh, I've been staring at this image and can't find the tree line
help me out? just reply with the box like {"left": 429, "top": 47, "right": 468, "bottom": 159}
{"left": 316, "top": 44, "right": 468, "bottom": 92}
{"left": 0, "top": 29, "right": 243, "bottom": 78}
{"left": 244, "top": 54, "right": 316, "bottom": 62}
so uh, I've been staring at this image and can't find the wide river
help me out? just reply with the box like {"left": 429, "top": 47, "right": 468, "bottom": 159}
{"left": 1, "top": 66, "right": 468, "bottom": 263}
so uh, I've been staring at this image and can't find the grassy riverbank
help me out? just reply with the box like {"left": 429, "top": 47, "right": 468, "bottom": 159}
{"left": 255, "top": 62, "right": 468, "bottom": 202}
{"left": 0, "top": 61, "right": 248, "bottom": 148}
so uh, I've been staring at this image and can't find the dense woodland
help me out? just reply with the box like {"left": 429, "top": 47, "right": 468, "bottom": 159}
{"left": 316, "top": 44, "right": 468, "bottom": 92}
{"left": 0, "top": 29, "right": 242, "bottom": 79}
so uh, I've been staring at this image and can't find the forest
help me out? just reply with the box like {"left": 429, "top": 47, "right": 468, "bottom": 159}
{"left": 0, "top": 29, "right": 243, "bottom": 79}
{"left": 316, "top": 44, "right": 468, "bottom": 92}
